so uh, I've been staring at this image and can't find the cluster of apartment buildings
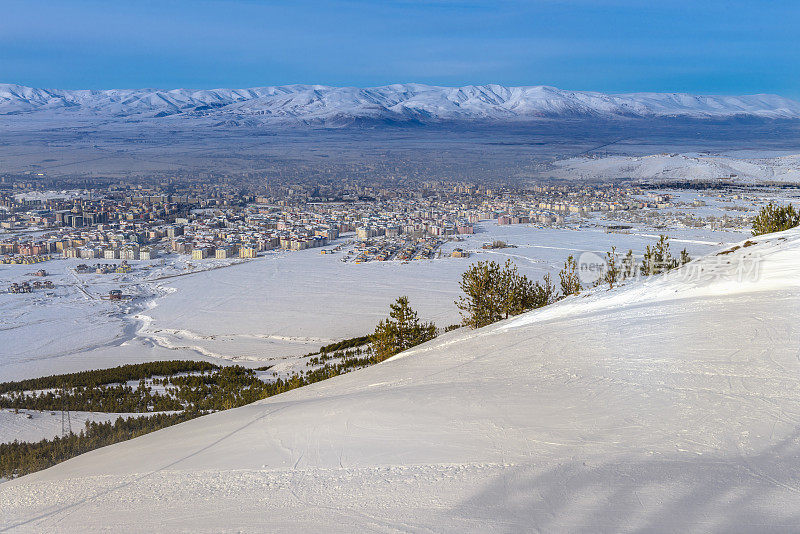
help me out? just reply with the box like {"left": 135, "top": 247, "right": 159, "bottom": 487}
{"left": 0, "top": 181, "right": 677, "bottom": 266}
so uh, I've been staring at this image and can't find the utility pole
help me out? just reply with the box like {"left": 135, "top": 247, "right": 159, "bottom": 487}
{"left": 61, "top": 388, "right": 72, "bottom": 438}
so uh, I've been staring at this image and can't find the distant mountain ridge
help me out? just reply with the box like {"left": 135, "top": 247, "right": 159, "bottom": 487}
{"left": 2, "top": 83, "right": 800, "bottom": 126}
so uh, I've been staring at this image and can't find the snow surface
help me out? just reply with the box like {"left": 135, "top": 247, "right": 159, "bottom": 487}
{"left": 547, "top": 153, "right": 800, "bottom": 183}
{"left": 139, "top": 223, "right": 742, "bottom": 363}
{"left": 3, "top": 229, "right": 800, "bottom": 532}
{"left": 0, "top": 221, "right": 744, "bottom": 383}
{"left": 2, "top": 83, "right": 799, "bottom": 126}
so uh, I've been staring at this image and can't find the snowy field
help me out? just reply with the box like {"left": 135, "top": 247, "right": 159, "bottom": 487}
{"left": 546, "top": 153, "right": 800, "bottom": 183}
{"left": 1, "top": 209, "right": 748, "bottom": 383}
{"left": 0, "top": 256, "right": 232, "bottom": 382}
{"left": 2, "top": 227, "right": 800, "bottom": 532}
{"left": 140, "top": 222, "right": 744, "bottom": 361}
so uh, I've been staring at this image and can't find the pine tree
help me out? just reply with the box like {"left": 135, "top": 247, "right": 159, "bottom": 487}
{"left": 654, "top": 234, "right": 672, "bottom": 274}
{"left": 559, "top": 255, "right": 581, "bottom": 297}
{"left": 640, "top": 244, "right": 654, "bottom": 276}
{"left": 532, "top": 273, "right": 557, "bottom": 308}
{"left": 621, "top": 249, "right": 635, "bottom": 280}
{"left": 752, "top": 202, "right": 800, "bottom": 236}
{"left": 371, "top": 296, "right": 437, "bottom": 361}
{"left": 500, "top": 260, "right": 523, "bottom": 319}
{"left": 457, "top": 260, "right": 505, "bottom": 328}
{"left": 371, "top": 318, "right": 397, "bottom": 362}
{"left": 604, "top": 246, "right": 621, "bottom": 289}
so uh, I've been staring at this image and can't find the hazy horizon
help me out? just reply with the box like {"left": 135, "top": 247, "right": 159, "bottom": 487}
{"left": 2, "top": 0, "right": 798, "bottom": 98}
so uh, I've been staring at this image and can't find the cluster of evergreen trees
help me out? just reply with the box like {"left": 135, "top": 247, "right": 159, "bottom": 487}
{"left": 457, "top": 260, "right": 557, "bottom": 328}
{"left": 1, "top": 359, "right": 383, "bottom": 416}
{"left": 1, "top": 382, "right": 184, "bottom": 413}
{"left": 302, "top": 350, "right": 375, "bottom": 382}
{"left": 370, "top": 296, "right": 438, "bottom": 361}
{"left": 592, "top": 235, "right": 691, "bottom": 289}
{"left": 752, "top": 202, "right": 800, "bottom": 236}
{"left": 318, "top": 335, "right": 372, "bottom": 353}
{"left": 307, "top": 344, "right": 369, "bottom": 366}
{"left": 0, "top": 360, "right": 217, "bottom": 395}
{"left": 638, "top": 236, "right": 691, "bottom": 278}
{"left": 455, "top": 235, "right": 691, "bottom": 328}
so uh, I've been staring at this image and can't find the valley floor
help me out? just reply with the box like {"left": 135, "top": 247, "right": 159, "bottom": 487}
{"left": 0, "top": 220, "right": 745, "bottom": 383}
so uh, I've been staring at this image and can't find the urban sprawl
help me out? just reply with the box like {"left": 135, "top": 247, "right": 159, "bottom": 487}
{"left": 0, "top": 176, "right": 763, "bottom": 272}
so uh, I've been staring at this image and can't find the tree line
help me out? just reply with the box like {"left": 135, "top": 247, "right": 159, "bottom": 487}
{"left": 455, "top": 234, "right": 690, "bottom": 329}
{"left": 0, "top": 360, "right": 218, "bottom": 395}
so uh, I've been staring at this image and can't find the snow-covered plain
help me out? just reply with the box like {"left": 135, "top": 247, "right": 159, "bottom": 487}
{"left": 0, "top": 218, "right": 746, "bottom": 383}
{"left": 0, "top": 254, "right": 274, "bottom": 382}
{"left": 545, "top": 153, "right": 800, "bottom": 183}
{"left": 139, "top": 223, "right": 744, "bottom": 362}
{"left": 0, "top": 258, "right": 195, "bottom": 382}
{"left": 2, "top": 227, "right": 800, "bottom": 532}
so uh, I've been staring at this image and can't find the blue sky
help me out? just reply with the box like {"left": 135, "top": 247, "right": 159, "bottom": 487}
{"left": 1, "top": 0, "right": 798, "bottom": 97}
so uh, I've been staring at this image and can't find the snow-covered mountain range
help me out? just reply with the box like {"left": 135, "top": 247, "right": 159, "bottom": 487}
{"left": 2, "top": 83, "right": 800, "bottom": 126}
{"left": 4, "top": 229, "right": 800, "bottom": 531}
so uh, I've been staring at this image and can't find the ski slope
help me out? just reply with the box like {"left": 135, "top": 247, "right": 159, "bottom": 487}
{"left": 3, "top": 229, "right": 800, "bottom": 532}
